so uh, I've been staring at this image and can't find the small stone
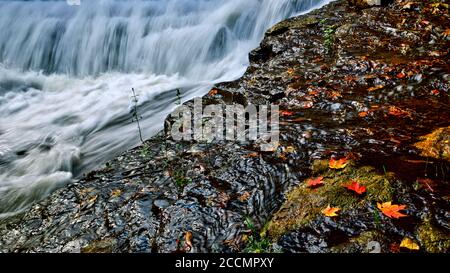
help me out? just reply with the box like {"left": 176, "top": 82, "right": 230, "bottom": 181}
{"left": 154, "top": 199, "right": 170, "bottom": 209}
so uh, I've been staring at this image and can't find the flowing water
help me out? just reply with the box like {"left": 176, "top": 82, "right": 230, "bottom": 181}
{"left": 0, "top": 0, "right": 331, "bottom": 217}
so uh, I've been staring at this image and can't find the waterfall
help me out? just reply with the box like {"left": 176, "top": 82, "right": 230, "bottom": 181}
{"left": 0, "top": 0, "right": 331, "bottom": 217}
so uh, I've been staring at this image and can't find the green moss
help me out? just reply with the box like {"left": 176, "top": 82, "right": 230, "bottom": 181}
{"left": 331, "top": 231, "right": 385, "bottom": 253}
{"left": 417, "top": 219, "right": 450, "bottom": 253}
{"left": 267, "top": 15, "right": 319, "bottom": 36}
{"left": 267, "top": 162, "right": 394, "bottom": 239}
{"left": 312, "top": 159, "right": 329, "bottom": 174}
{"left": 414, "top": 126, "right": 450, "bottom": 161}
{"left": 81, "top": 238, "right": 117, "bottom": 253}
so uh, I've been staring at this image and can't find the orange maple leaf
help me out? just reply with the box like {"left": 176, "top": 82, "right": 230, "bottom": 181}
{"left": 322, "top": 205, "right": 340, "bottom": 217}
{"left": 344, "top": 180, "right": 367, "bottom": 195}
{"left": 367, "top": 85, "right": 384, "bottom": 92}
{"left": 443, "top": 29, "right": 450, "bottom": 37}
{"left": 329, "top": 157, "right": 349, "bottom": 169}
{"left": 358, "top": 111, "right": 369, "bottom": 118}
{"left": 377, "top": 202, "right": 408, "bottom": 219}
{"left": 307, "top": 176, "right": 324, "bottom": 188}
{"left": 388, "top": 106, "right": 410, "bottom": 117}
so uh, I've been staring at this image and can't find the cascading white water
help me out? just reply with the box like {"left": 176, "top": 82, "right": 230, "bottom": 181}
{"left": 0, "top": 0, "right": 331, "bottom": 217}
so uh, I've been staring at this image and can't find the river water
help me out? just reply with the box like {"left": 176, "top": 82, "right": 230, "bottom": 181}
{"left": 0, "top": 0, "right": 330, "bottom": 217}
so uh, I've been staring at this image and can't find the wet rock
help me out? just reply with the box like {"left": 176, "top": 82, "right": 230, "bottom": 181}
{"left": 348, "top": 0, "right": 392, "bottom": 9}
{"left": 81, "top": 238, "right": 118, "bottom": 253}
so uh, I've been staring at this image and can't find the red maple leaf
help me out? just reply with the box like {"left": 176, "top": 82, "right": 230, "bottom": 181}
{"left": 344, "top": 180, "right": 367, "bottom": 195}
{"left": 397, "top": 72, "right": 406, "bottom": 79}
{"left": 280, "top": 110, "right": 295, "bottom": 117}
{"left": 307, "top": 176, "right": 324, "bottom": 188}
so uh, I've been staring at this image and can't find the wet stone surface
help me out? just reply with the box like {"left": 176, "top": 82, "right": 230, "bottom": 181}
{"left": 0, "top": 0, "right": 449, "bottom": 253}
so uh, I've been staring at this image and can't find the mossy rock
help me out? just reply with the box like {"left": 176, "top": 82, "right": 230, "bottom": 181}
{"left": 81, "top": 238, "right": 117, "bottom": 253}
{"left": 414, "top": 126, "right": 450, "bottom": 161}
{"left": 417, "top": 219, "right": 450, "bottom": 253}
{"left": 267, "top": 15, "right": 319, "bottom": 36}
{"left": 331, "top": 230, "right": 386, "bottom": 253}
{"left": 267, "top": 162, "right": 394, "bottom": 239}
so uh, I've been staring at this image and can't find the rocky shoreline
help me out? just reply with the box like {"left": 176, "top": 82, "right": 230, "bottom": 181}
{"left": 1, "top": 0, "right": 449, "bottom": 253}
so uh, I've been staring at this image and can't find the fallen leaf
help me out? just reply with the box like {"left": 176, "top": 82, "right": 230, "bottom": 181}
{"left": 301, "top": 101, "right": 314, "bottom": 109}
{"left": 388, "top": 106, "right": 411, "bottom": 117}
{"left": 364, "top": 74, "right": 378, "bottom": 79}
{"left": 280, "top": 110, "right": 295, "bottom": 117}
{"left": 208, "top": 89, "right": 218, "bottom": 96}
{"left": 284, "top": 146, "right": 296, "bottom": 153}
{"left": 110, "top": 189, "right": 122, "bottom": 197}
{"left": 344, "top": 180, "right": 367, "bottom": 195}
{"left": 307, "top": 176, "right": 324, "bottom": 188}
{"left": 428, "top": 51, "right": 442, "bottom": 57}
{"left": 389, "top": 137, "right": 402, "bottom": 144}
{"left": 322, "top": 205, "right": 340, "bottom": 217}
{"left": 291, "top": 117, "right": 310, "bottom": 123}
{"left": 359, "top": 111, "right": 369, "bottom": 117}
{"left": 329, "top": 157, "right": 349, "bottom": 169}
{"left": 389, "top": 243, "right": 401, "bottom": 253}
{"left": 397, "top": 72, "right": 406, "bottom": 79}
{"left": 430, "top": 89, "right": 440, "bottom": 96}
{"left": 367, "top": 85, "right": 385, "bottom": 92}
{"left": 312, "top": 57, "right": 324, "bottom": 63}
{"left": 286, "top": 68, "right": 295, "bottom": 76}
{"left": 329, "top": 91, "right": 342, "bottom": 100}
{"left": 185, "top": 231, "right": 193, "bottom": 251}
{"left": 223, "top": 236, "right": 243, "bottom": 251}
{"left": 309, "top": 90, "right": 319, "bottom": 96}
{"left": 217, "top": 192, "right": 230, "bottom": 208}
{"left": 88, "top": 195, "right": 98, "bottom": 203}
{"left": 79, "top": 187, "right": 94, "bottom": 196}
{"left": 80, "top": 194, "right": 98, "bottom": 210}
{"left": 377, "top": 201, "right": 408, "bottom": 219}
{"left": 401, "top": 2, "right": 415, "bottom": 10}
{"left": 400, "top": 237, "right": 420, "bottom": 251}
{"left": 242, "top": 152, "right": 259, "bottom": 158}
{"left": 443, "top": 29, "right": 450, "bottom": 37}
{"left": 344, "top": 75, "right": 357, "bottom": 82}
{"left": 238, "top": 191, "right": 251, "bottom": 202}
